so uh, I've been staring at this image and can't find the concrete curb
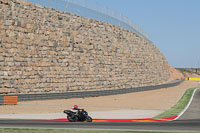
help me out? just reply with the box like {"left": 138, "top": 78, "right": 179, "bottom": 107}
{"left": 0, "top": 116, "right": 177, "bottom": 122}
{"left": 51, "top": 116, "right": 177, "bottom": 122}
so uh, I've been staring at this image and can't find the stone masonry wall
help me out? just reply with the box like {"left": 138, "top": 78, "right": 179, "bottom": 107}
{"left": 0, "top": 0, "right": 169, "bottom": 94}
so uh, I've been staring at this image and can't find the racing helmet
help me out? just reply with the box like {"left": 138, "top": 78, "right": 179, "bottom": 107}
{"left": 74, "top": 105, "right": 78, "bottom": 109}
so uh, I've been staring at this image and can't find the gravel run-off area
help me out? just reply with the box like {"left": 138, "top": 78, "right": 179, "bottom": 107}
{"left": 0, "top": 80, "right": 199, "bottom": 119}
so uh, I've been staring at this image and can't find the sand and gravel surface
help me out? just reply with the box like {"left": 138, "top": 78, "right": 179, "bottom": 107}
{"left": 0, "top": 110, "right": 164, "bottom": 119}
{"left": 0, "top": 80, "right": 199, "bottom": 119}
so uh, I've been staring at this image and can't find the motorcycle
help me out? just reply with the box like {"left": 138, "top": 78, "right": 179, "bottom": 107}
{"left": 64, "top": 109, "right": 92, "bottom": 122}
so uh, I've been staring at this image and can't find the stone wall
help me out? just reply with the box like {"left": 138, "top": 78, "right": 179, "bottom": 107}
{"left": 0, "top": 0, "right": 169, "bottom": 94}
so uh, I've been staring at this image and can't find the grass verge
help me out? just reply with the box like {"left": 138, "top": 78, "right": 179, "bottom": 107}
{"left": 0, "top": 128, "right": 199, "bottom": 133}
{"left": 154, "top": 87, "right": 198, "bottom": 119}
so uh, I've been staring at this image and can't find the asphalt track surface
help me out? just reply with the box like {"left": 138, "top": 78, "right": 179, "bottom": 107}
{"left": 0, "top": 88, "right": 200, "bottom": 132}
{"left": 0, "top": 119, "right": 200, "bottom": 131}
{"left": 179, "top": 89, "right": 200, "bottom": 120}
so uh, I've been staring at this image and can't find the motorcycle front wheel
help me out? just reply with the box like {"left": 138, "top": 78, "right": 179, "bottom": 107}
{"left": 86, "top": 116, "right": 92, "bottom": 122}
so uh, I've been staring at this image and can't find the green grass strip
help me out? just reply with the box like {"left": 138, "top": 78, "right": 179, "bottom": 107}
{"left": 154, "top": 87, "right": 199, "bottom": 119}
{"left": 0, "top": 128, "right": 199, "bottom": 133}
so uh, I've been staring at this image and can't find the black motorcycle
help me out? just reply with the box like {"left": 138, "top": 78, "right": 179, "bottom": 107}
{"left": 64, "top": 109, "right": 92, "bottom": 122}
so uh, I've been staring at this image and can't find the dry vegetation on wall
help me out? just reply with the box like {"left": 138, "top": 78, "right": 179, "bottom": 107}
{"left": 0, "top": 0, "right": 170, "bottom": 94}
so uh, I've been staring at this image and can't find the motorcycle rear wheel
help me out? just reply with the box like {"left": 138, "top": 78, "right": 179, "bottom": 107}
{"left": 67, "top": 116, "right": 77, "bottom": 122}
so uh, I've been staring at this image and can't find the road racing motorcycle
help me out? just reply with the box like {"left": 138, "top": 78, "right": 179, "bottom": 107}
{"left": 64, "top": 109, "right": 92, "bottom": 122}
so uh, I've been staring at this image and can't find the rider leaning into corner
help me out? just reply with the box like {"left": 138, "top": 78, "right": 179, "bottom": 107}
{"left": 64, "top": 104, "right": 92, "bottom": 122}
{"left": 71, "top": 105, "right": 80, "bottom": 117}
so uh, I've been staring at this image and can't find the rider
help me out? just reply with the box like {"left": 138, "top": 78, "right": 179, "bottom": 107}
{"left": 71, "top": 105, "right": 80, "bottom": 117}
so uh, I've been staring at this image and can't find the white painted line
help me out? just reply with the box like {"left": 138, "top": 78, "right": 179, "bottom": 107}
{"left": 174, "top": 88, "right": 199, "bottom": 120}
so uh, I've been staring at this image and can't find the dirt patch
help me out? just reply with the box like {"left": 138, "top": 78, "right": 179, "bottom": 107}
{"left": 168, "top": 65, "right": 184, "bottom": 81}
{"left": 0, "top": 81, "right": 199, "bottom": 114}
{"left": 184, "top": 72, "right": 200, "bottom": 78}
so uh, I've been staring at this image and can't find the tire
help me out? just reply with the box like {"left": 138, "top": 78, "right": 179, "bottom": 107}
{"left": 86, "top": 116, "right": 92, "bottom": 122}
{"left": 67, "top": 116, "right": 77, "bottom": 122}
